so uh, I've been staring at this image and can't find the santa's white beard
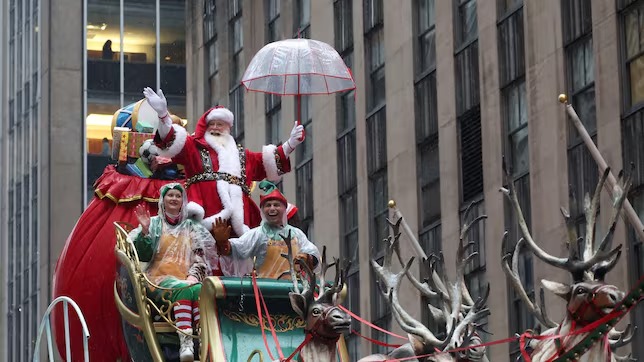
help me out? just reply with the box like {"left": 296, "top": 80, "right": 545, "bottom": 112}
{"left": 204, "top": 131, "right": 236, "bottom": 150}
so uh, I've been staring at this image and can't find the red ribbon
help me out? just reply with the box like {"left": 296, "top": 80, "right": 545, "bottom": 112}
{"left": 252, "top": 271, "right": 280, "bottom": 361}
{"left": 337, "top": 305, "right": 408, "bottom": 341}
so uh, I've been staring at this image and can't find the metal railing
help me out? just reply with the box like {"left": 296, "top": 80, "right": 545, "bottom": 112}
{"left": 33, "top": 296, "right": 90, "bottom": 362}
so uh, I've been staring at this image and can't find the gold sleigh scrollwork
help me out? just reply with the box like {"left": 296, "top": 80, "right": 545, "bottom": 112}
{"left": 222, "top": 310, "right": 306, "bottom": 332}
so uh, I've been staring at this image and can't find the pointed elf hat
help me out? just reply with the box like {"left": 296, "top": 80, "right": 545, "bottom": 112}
{"left": 258, "top": 180, "right": 288, "bottom": 207}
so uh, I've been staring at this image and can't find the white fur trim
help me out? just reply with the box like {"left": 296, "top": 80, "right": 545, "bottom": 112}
{"left": 200, "top": 133, "right": 251, "bottom": 235}
{"left": 185, "top": 201, "right": 205, "bottom": 221}
{"left": 206, "top": 108, "right": 234, "bottom": 127}
{"left": 158, "top": 124, "right": 187, "bottom": 159}
{"left": 262, "top": 144, "right": 281, "bottom": 182}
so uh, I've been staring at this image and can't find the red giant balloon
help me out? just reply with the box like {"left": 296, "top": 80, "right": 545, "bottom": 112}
{"left": 52, "top": 166, "right": 178, "bottom": 361}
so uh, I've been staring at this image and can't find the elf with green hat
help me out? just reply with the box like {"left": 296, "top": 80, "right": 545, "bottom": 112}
{"left": 212, "top": 180, "right": 320, "bottom": 277}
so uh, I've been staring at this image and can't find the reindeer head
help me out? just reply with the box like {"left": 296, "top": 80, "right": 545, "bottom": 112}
{"left": 541, "top": 279, "right": 624, "bottom": 326}
{"left": 368, "top": 216, "right": 490, "bottom": 362}
{"left": 501, "top": 167, "right": 634, "bottom": 352}
{"left": 281, "top": 233, "right": 352, "bottom": 345}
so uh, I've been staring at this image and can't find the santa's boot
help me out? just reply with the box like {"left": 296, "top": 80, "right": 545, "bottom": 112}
{"left": 178, "top": 328, "right": 194, "bottom": 362}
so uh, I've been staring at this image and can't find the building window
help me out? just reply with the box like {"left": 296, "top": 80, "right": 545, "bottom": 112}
{"left": 367, "top": 105, "right": 389, "bottom": 350}
{"left": 620, "top": 0, "right": 644, "bottom": 110}
{"left": 204, "top": 0, "right": 218, "bottom": 79}
{"left": 294, "top": 0, "right": 311, "bottom": 37}
{"left": 455, "top": 0, "right": 478, "bottom": 49}
{"left": 334, "top": 1, "right": 358, "bottom": 356}
{"left": 229, "top": 0, "right": 244, "bottom": 145}
{"left": 266, "top": 0, "right": 280, "bottom": 42}
{"left": 415, "top": 0, "right": 439, "bottom": 231}
{"left": 563, "top": 0, "right": 596, "bottom": 233}
{"left": 498, "top": 4, "right": 532, "bottom": 358}
{"left": 265, "top": 94, "right": 282, "bottom": 145}
{"left": 627, "top": 191, "right": 644, "bottom": 357}
{"left": 364, "top": 0, "right": 385, "bottom": 111}
{"left": 367, "top": 107, "right": 388, "bottom": 256}
{"left": 334, "top": 0, "right": 353, "bottom": 54}
{"left": 454, "top": 0, "right": 482, "bottom": 204}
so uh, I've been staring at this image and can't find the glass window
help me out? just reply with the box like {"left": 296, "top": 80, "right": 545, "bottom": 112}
{"left": 229, "top": 85, "right": 245, "bottom": 144}
{"left": 337, "top": 130, "right": 357, "bottom": 195}
{"left": 416, "top": 0, "right": 436, "bottom": 73}
{"left": 363, "top": 0, "right": 383, "bottom": 32}
{"left": 367, "top": 108, "right": 388, "bottom": 254}
{"left": 343, "top": 271, "right": 361, "bottom": 361}
{"left": 621, "top": 2, "right": 644, "bottom": 109}
{"left": 266, "top": 0, "right": 281, "bottom": 42}
{"left": 296, "top": 160, "right": 314, "bottom": 237}
{"left": 456, "top": 0, "right": 477, "bottom": 47}
{"left": 419, "top": 140, "right": 441, "bottom": 226}
{"left": 265, "top": 94, "right": 282, "bottom": 144}
{"left": 563, "top": 0, "right": 597, "bottom": 228}
{"left": 503, "top": 82, "right": 529, "bottom": 176}
{"left": 294, "top": 0, "right": 311, "bottom": 35}
{"left": 455, "top": 42, "right": 480, "bottom": 115}
{"left": 334, "top": 0, "right": 353, "bottom": 53}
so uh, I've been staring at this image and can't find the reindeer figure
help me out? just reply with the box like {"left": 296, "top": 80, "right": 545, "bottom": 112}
{"left": 360, "top": 212, "right": 490, "bottom": 362}
{"left": 501, "top": 167, "right": 635, "bottom": 362}
{"left": 281, "top": 231, "right": 352, "bottom": 362}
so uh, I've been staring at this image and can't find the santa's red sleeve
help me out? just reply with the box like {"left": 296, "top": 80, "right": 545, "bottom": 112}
{"left": 153, "top": 124, "right": 190, "bottom": 164}
{"left": 246, "top": 144, "right": 292, "bottom": 182}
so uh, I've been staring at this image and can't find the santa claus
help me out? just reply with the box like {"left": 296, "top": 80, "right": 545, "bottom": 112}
{"left": 143, "top": 87, "right": 303, "bottom": 236}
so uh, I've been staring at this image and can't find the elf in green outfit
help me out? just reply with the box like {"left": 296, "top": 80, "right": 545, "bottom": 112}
{"left": 129, "top": 182, "right": 217, "bottom": 362}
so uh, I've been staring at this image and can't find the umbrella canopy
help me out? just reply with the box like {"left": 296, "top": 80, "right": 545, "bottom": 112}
{"left": 241, "top": 38, "right": 355, "bottom": 96}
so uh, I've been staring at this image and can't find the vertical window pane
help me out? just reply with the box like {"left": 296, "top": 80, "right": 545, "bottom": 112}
{"left": 123, "top": 0, "right": 157, "bottom": 102}
{"left": 630, "top": 55, "right": 644, "bottom": 105}
{"left": 161, "top": 0, "right": 187, "bottom": 118}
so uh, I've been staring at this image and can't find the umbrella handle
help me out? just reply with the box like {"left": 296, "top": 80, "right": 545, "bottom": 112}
{"left": 297, "top": 95, "right": 305, "bottom": 141}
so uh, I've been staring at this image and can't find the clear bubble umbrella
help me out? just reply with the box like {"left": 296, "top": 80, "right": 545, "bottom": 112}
{"left": 241, "top": 38, "right": 355, "bottom": 133}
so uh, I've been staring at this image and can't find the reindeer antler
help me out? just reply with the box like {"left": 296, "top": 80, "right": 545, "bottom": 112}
{"left": 371, "top": 212, "right": 490, "bottom": 354}
{"left": 500, "top": 165, "right": 628, "bottom": 282}
{"left": 280, "top": 231, "right": 315, "bottom": 304}
{"left": 501, "top": 234, "right": 557, "bottom": 328}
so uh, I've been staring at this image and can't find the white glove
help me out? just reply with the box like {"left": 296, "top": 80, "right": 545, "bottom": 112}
{"left": 288, "top": 122, "right": 304, "bottom": 147}
{"left": 282, "top": 122, "right": 305, "bottom": 157}
{"left": 143, "top": 87, "right": 169, "bottom": 119}
{"left": 143, "top": 87, "right": 172, "bottom": 137}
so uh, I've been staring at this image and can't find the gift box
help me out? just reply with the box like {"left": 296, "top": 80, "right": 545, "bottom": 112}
{"left": 134, "top": 158, "right": 153, "bottom": 178}
{"left": 112, "top": 127, "right": 131, "bottom": 161}
{"left": 135, "top": 119, "right": 155, "bottom": 133}
{"left": 118, "top": 131, "right": 130, "bottom": 162}
{"left": 127, "top": 132, "right": 155, "bottom": 158}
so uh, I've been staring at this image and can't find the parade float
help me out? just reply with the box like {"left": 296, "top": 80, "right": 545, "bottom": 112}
{"left": 47, "top": 35, "right": 644, "bottom": 362}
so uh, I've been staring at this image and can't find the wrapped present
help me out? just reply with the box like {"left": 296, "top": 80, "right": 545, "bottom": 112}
{"left": 135, "top": 119, "right": 155, "bottom": 133}
{"left": 112, "top": 127, "right": 131, "bottom": 161}
{"left": 127, "top": 132, "right": 154, "bottom": 158}
{"left": 118, "top": 131, "right": 130, "bottom": 162}
{"left": 124, "top": 163, "right": 145, "bottom": 178}
{"left": 134, "top": 158, "right": 153, "bottom": 178}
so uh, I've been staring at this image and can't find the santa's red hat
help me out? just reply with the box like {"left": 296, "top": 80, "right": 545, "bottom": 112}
{"left": 194, "top": 106, "right": 234, "bottom": 139}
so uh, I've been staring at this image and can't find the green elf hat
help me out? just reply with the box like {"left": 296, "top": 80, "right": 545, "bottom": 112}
{"left": 258, "top": 180, "right": 287, "bottom": 207}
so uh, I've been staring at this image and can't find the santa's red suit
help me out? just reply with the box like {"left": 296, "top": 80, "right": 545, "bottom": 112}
{"left": 154, "top": 107, "right": 291, "bottom": 236}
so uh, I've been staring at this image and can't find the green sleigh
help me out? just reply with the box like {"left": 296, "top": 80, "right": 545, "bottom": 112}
{"left": 113, "top": 222, "right": 351, "bottom": 362}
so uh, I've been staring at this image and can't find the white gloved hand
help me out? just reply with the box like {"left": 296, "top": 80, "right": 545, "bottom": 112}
{"left": 287, "top": 122, "right": 305, "bottom": 148}
{"left": 143, "top": 87, "right": 169, "bottom": 120}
